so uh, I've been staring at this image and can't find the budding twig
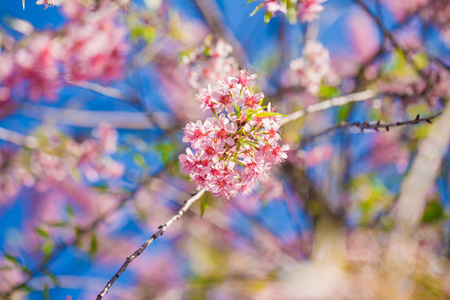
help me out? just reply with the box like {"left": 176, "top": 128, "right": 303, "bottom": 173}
{"left": 300, "top": 111, "right": 443, "bottom": 146}
{"left": 96, "top": 189, "right": 206, "bottom": 300}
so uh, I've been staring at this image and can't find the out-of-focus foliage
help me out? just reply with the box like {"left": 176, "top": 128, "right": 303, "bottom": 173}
{"left": 0, "top": 0, "right": 449, "bottom": 299}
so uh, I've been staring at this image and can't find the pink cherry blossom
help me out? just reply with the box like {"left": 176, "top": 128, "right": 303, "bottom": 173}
{"left": 263, "top": 0, "right": 287, "bottom": 14}
{"left": 184, "top": 39, "right": 239, "bottom": 89}
{"left": 36, "top": 0, "right": 60, "bottom": 9}
{"left": 179, "top": 70, "right": 289, "bottom": 199}
{"left": 297, "top": 0, "right": 327, "bottom": 23}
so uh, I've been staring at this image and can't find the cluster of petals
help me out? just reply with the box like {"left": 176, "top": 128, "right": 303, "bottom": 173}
{"left": 0, "top": 1, "right": 128, "bottom": 102}
{"left": 0, "top": 125, "right": 123, "bottom": 202}
{"left": 282, "top": 40, "right": 338, "bottom": 95}
{"left": 179, "top": 70, "right": 289, "bottom": 199}
{"left": 183, "top": 39, "right": 239, "bottom": 89}
{"left": 297, "top": 0, "right": 327, "bottom": 23}
{"left": 263, "top": 0, "right": 287, "bottom": 14}
{"left": 61, "top": 2, "right": 129, "bottom": 83}
{"left": 36, "top": 0, "right": 60, "bottom": 9}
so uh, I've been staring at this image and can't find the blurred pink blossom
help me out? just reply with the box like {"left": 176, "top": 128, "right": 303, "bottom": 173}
{"left": 297, "top": 0, "right": 326, "bottom": 23}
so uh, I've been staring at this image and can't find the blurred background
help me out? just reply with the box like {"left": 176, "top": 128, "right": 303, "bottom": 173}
{"left": 0, "top": 0, "right": 450, "bottom": 299}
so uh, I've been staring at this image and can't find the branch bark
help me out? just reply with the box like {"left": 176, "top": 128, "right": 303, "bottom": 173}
{"left": 96, "top": 189, "right": 206, "bottom": 300}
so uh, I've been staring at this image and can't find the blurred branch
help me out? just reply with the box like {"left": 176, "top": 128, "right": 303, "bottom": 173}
{"left": 0, "top": 127, "right": 38, "bottom": 148}
{"left": 192, "top": 0, "right": 248, "bottom": 67}
{"left": 96, "top": 189, "right": 206, "bottom": 300}
{"left": 1, "top": 190, "right": 133, "bottom": 299}
{"left": 18, "top": 103, "right": 165, "bottom": 129}
{"left": 385, "top": 103, "right": 450, "bottom": 297}
{"left": 68, "top": 81, "right": 130, "bottom": 101}
{"left": 354, "top": 0, "right": 450, "bottom": 74}
{"left": 280, "top": 89, "right": 377, "bottom": 126}
{"left": 300, "top": 111, "right": 443, "bottom": 146}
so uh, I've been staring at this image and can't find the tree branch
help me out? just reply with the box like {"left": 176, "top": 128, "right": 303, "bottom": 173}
{"left": 280, "top": 90, "right": 377, "bottom": 126}
{"left": 300, "top": 111, "right": 443, "bottom": 146}
{"left": 95, "top": 189, "right": 206, "bottom": 300}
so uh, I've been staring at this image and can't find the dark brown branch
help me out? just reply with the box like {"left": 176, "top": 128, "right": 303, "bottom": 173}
{"left": 96, "top": 189, "right": 206, "bottom": 300}
{"left": 300, "top": 111, "right": 443, "bottom": 146}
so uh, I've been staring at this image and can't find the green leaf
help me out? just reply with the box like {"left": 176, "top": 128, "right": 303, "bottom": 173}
{"left": 88, "top": 234, "right": 98, "bottom": 258}
{"left": 133, "top": 153, "right": 147, "bottom": 169}
{"left": 22, "top": 0, "right": 25, "bottom": 10}
{"left": 4, "top": 253, "right": 20, "bottom": 265}
{"left": 35, "top": 227, "right": 50, "bottom": 240}
{"left": 45, "top": 271, "right": 59, "bottom": 286}
{"left": 41, "top": 242, "right": 54, "bottom": 256}
{"left": 337, "top": 104, "right": 351, "bottom": 122}
{"left": 43, "top": 285, "right": 50, "bottom": 300}
{"left": 254, "top": 112, "right": 287, "bottom": 118}
{"left": 65, "top": 204, "right": 75, "bottom": 218}
{"left": 200, "top": 192, "right": 211, "bottom": 218}
{"left": 153, "top": 142, "right": 177, "bottom": 164}
{"left": 19, "top": 285, "right": 34, "bottom": 293}
{"left": 422, "top": 200, "right": 444, "bottom": 224}
{"left": 49, "top": 221, "right": 68, "bottom": 228}
{"left": 318, "top": 85, "right": 341, "bottom": 98}
{"left": 413, "top": 52, "right": 429, "bottom": 70}
{"left": 264, "top": 11, "right": 273, "bottom": 25}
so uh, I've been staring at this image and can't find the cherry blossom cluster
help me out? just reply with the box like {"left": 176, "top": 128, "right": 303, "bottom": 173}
{"left": 282, "top": 40, "right": 338, "bottom": 95}
{"left": 0, "top": 1, "right": 128, "bottom": 102}
{"left": 252, "top": 0, "right": 326, "bottom": 23}
{"left": 0, "top": 125, "right": 123, "bottom": 204}
{"left": 179, "top": 70, "right": 289, "bottom": 199}
{"left": 183, "top": 39, "right": 238, "bottom": 89}
{"left": 36, "top": 0, "right": 60, "bottom": 9}
{"left": 381, "top": 0, "right": 450, "bottom": 47}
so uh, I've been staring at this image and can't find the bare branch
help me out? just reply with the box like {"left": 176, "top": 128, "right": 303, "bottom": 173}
{"left": 279, "top": 90, "right": 377, "bottom": 126}
{"left": 18, "top": 103, "right": 162, "bottom": 129}
{"left": 96, "top": 189, "right": 206, "bottom": 300}
{"left": 300, "top": 111, "right": 443, "bottom": 145}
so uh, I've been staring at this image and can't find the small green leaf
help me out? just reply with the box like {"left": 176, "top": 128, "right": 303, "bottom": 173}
{"left": 41, "top": 243, "right": 54, "bottom": 256}
{"left": 133, "top": 153, "right": 147, "bottom": 168}
{"left": 153, "top": 142, "right": 177, "bottom": 164}
{"left": 65, "top": 205, "right": 75, "bottom": 218}
{"left": 4, "top": 253, "right": 20, "bottom": 265}
{"left": 318, "top": 84, "right": 341, "bottom": 98}
{"left": 337, "top": 105, "right": 351, "bottom": 122}
{"left": 45, "top": 271, "right": 59, "bottom": 286}
{"left": 35, "top": 227, "right": 50, "bottom": 240}
{"left": 43, "top": 285, "right": 50, "bottom": 300}
{"left": 413, "top": 52, "right": 429, "bottom": 70}
{"left": 22, "top": 0, "right": 25, "bottom": 10}
{"left": 264, "top": 11, "right": 273, "bottom": 25}
{"left": 422, "top": 200, "right": 444, "bottom": 224}
{"left": 19, "top": 285, "right": 34, "bottom": 293}
{"left": 254, "top": 112, "right": 287, "bottom": 118}
{"left": 88, "top": 234, "right": 98, "bottom": 258}
{"left": 200, "top": 192, "right": 211, "bottom": 218}
{"left": 49, "top": 221, "right": 68, "bottom": 228}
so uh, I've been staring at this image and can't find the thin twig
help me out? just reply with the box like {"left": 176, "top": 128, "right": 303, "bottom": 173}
{"left": 96, "top": 189, "right": 206, "bottom": 300}
{"left": 279, "top": 90, "right": 377, "bottom": 126}
{"left": 300, "top": 111, "right": 443, "bottom": 145}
